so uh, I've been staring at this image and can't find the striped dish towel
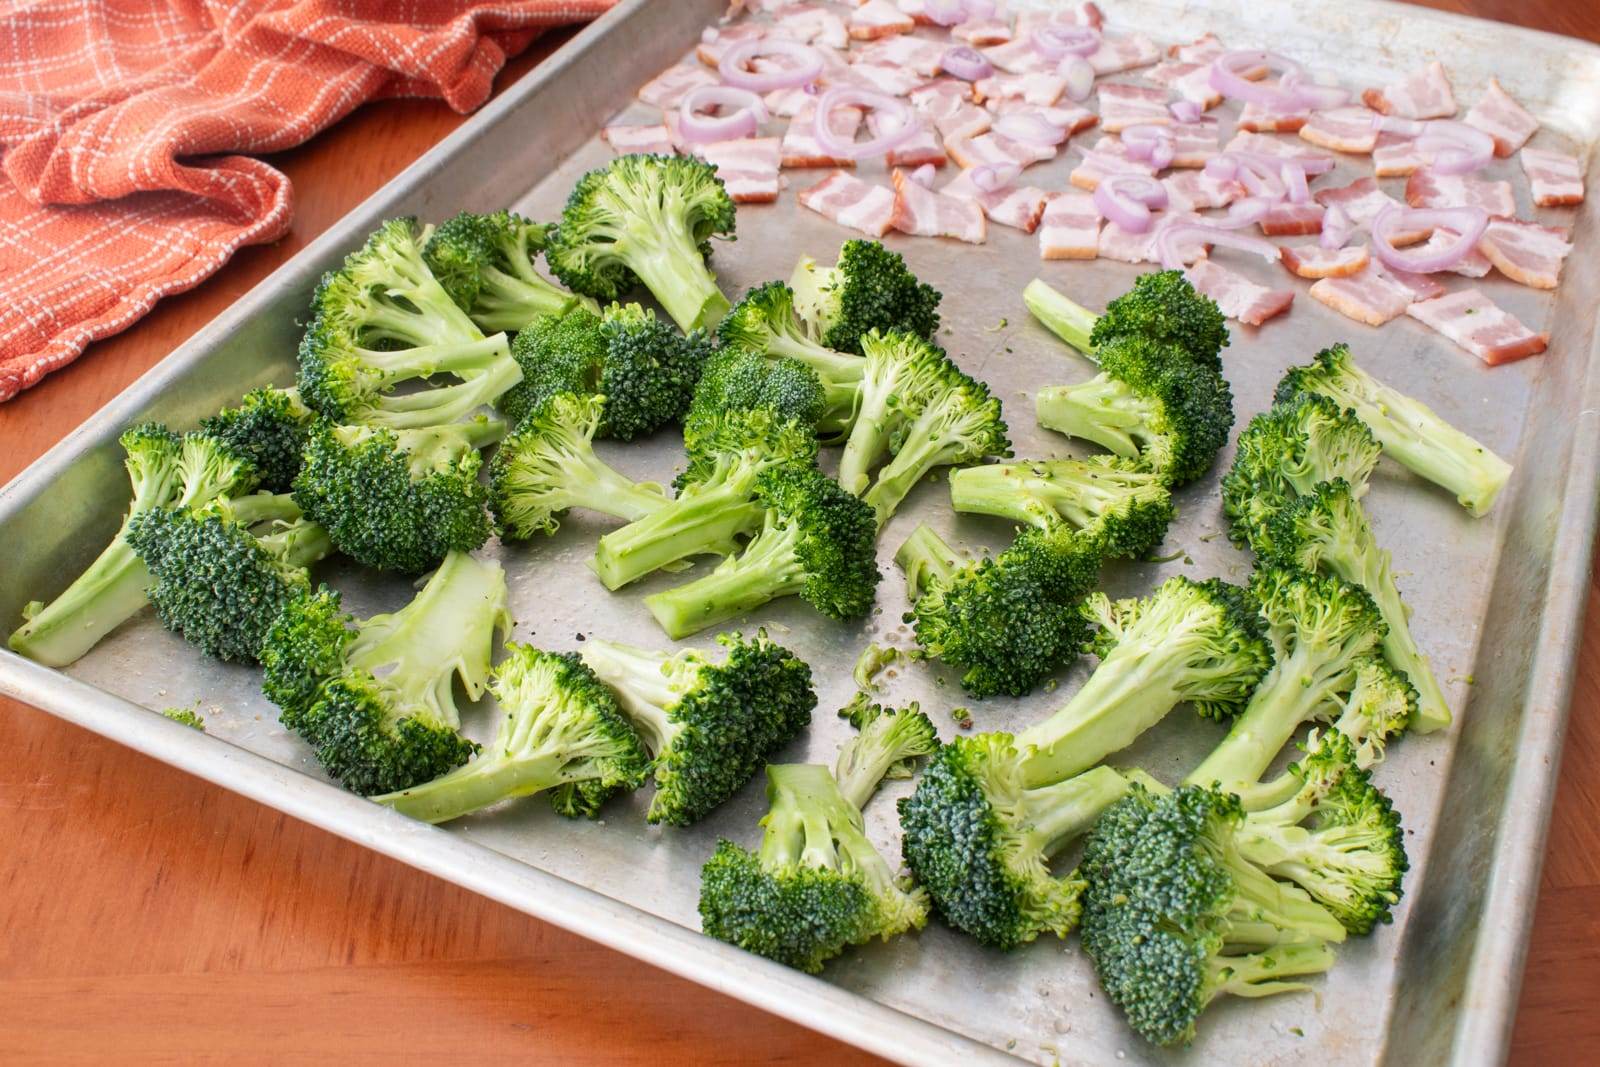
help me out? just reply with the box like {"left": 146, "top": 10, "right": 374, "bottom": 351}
{"left": 0, "top": 0, "right": 614, "bottom": 402}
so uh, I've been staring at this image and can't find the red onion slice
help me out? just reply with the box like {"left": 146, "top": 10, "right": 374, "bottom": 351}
{"left": 678, "top": 86, "right": 767, "bottom": 144}
{"left": 1415, "top": 120, "right": 1495, "bottom": 176}
{"left": 1321, "top": 203, "right": 1354, "bottom": 249}
{"left": 1061, "top": 56, "right": 1095, "bottom": 102}
{"left": 1033, "top": 26, "right": 1100, "bottom": 59}
{"left": 1094, "top": 174, "right": 1169, "bottom": 234}
{"left": 1281, "top": 161, "right": 1310, "bottom": 203}
{"left": 1371, "top": 204, "right": 1489, "bottom": 272}
{"left": 1210, "top": 197, "right": 1274, "bottom": 230}
{"left": 813, "top": 88, "right": 917, "bottom": 160}
{"left": 1281, "top": 70, "right": 1351, "bottom": 110}
{"left": 962, "top": 0, "right": 997, "bottom": 18}
{"left": 720, "top": 39, "right": 823, "bottom": 92}
{"left": 1156, "top": 222, "right": 1279, "bottom": 272}
{"left": 994, "top": 112, "right": 1069, "bottom": 146}
{"left": 971, "top": 163, "right": 1021, "bottom": 192}
{"left": 1209, "top": 50, "right": 1308, "bottom": 109}
{"left": 1170, "top": 99, "right": 1202, "bottom": 123}
{"left": 941, "top": 46, "right": 993, "bottom": 82}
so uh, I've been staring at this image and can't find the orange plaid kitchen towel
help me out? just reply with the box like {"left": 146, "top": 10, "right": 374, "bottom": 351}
{"left": 0, "top": 0, "right": 614, "bottom": 402}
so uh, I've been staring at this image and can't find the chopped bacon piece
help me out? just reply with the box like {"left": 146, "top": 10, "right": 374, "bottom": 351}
{"left": 1407, "top": 289, "right": 1548, "bottom": 365}
{"left": 1237, "top": 98, "right": 1309, "bottom": 133}
{"left": 1405, "top": 170, "right": 1517, "bottom": 218}
{"left": 1281, "top": 243, "right": 1370, "bottom": 278}
{"left": 1223, "top": 130, "right": 1333, "bottom": 166}
{"left": 1477, "top": 218, "right": 1573, "bottom": 290}
{"left": 943, "top": 169, "right": 1050, "bottom": 232}
{"left": 773, "top": 4, "right": 848, "bottom": 49}
{"left": 700, "top": 138, "right": 783, "bottom": 203}
{"left": 1377, "top": 262, "right": 1448, "bottom": 302}
{"left": 1520, "top": 147, "right": 1585, "bottom": 207}
{"left": 1463, "top": 77, "right": 1538, "bottom": 157}
{"left": 975, "top": 72, "right": 1068, "bottom": 107}
{"left": 1097, "top": 83, "right": 1170, "bottom": 133}
{"left": 981, "top": 38, "right": 1053, "bottom": 75}
{"left": 849, "top": 0, "right": 914, "bottom": 40}
{"left": 935, "top": 102, "right": 993, "bottom": 141}
{"left": 1143, "top": 60, "right": 1218, "bottom": 109}
{"left": 1099, "top": 213, "right": 1202, "bottom": 265}
{"left": 834, "top": 61, "right": 923, "bottom": 96}
{"left": 1086, "top": 34, "right": 1161, "bottom": 75}
{"left": 1014, "top": 3, "right": 1103, "bottom": 34}
{"left": 1299, "top": 107, "right": 1381, "bottom": 154}
{"left": 1070, "top": 136, "right": 1157, "bottom": 190}
{"left": 954, "top": 17, "right": 1012, "bottom": 46}
{"left": 910, "top": 78, "right": 976, "bottom": 112}
{"left": 891, "top": 169, "right": 987, "bottom": 242}
{"left": 1308, "top": 266, "right": 1413, "bottom": 326}
{"left": 1170, "top": 32, "right": 1226, "bottom": 63}
{"left": 1038, "top": 192, "right": 1103, "bottom": 259}
{"left": 1372, "top": 132, "right": 1427, "bottom": 177}
{"left": 948, "top": 130, "right": 1057, "bottom": 170}
{"left": 1314, "top": 176, "right": 1403, "bottom": 229}
{"left": 1260, "top": 203, "right": 1325, "bottom": 236}
{"left": 1363, "top": 61, "right": 1456, "bottom": 120}
{"left": 1166, "top": 118, "right": 1220, "bottom": 167}
{"left": 603, "top": 124, "right": 676, "bottom": 156}
{"left": 798, "top": 170, "right": 895, "bottom": 236}
{"left": 697, "top": 22, "right": 767, "bottom": 67}
{"left": 638, "top": 64, "right": 718, "bottom": 109}
{"left": 764, "top": 86, "right": 815, "bottom": 118}
{"left": 1186, "top": 258, "right": 1294, "bottom": 325}
{"left": 1162, "top": 169, "right": 1242, "bottom": 211}
{"left": 855, "top": 34, "right": 947, "bottom": 76}
{"left": 870, "top": 112, "right": 947, "bottom": 168}
{"left": 780, "top": 102, "right": 862, "bottom": 168}
{"left": 894, "top": 0, "right": 928, "bottom": 21}
{"left": 992, "top": 99, "right": 1097, "bottom": 135}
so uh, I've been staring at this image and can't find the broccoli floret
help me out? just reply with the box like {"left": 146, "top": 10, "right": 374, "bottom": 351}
{"left": 125, "top": 491, "right": 333, "bottom": 663}
{"left": 1277, "top": 343, "right": 1512, "bottom": 516}
{"left": 578, "top": 631, "right": 816, "bottom": 825}
{"left": 1079, "top": 783, "right": 1346, "bottom": 1048}
{"left": 1035, "top": 334, "right": 1234, "bottom": 487}
{"left": 260, "top": 551, "right": 511, "bottom": 795}
{"left": 489, "top": 392, "right": 668, "bottom": 539}
{"left": 851, "top": 643, "right": 908, "bottom": 690}
{"left": 833, "top": 696, "right": 941, "bottom": 802}
{"left": 948, "top": 454, "right": 1175, "bottom": 560}
{"left": 373, "top": 644, "right": 649, "bottom": 822}
{"left": 896, "top": 524, "right": 1099, "bottom": 698}
{"left": 718, "top": 281, "right": 866, "bottom": 433}
{"left": 545, "top": 154, "right": 736, "bottom": 332}
{"left": 422, "top": 209, "right": 598, "bottom": 331}
{"left": 788, "top": 239, "right": 941, "bottom": 355}
{"left": 683, "top": 345, "right": 827, "bottom": 447}
{"left": 8, "top": 425, "right": 259, "bottom": 667}
{"left": 292, "top": 416, "right": 504, "bottom": 574}
{"left": 591, "top": 407, "right": 817, "bottom": 590}
{"left": 199, "top": 387, "right": 314, "bottom": 492}
{"left": 1023, "top": 272, "right": 1228, "bottom": 369}
{"left": 644, "top": 464, "right": 880, "bottom": 639}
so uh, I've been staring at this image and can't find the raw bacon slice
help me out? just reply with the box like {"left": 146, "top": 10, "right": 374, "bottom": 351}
{"left": 1259, "top": 203, "right": 1325, "bottom": 236}
{"left": 935, "top": 102, "right": 993, "bottom": 141}
{"left": 910, "top": 78, "right": 977, "bottom": 113}
{"left": 1280, "top": 243, "right": 1370, "bottom": 279}
{"left": 1099, "top": 213, "right": 1203, "bottom": 265}
{"left": 1375, "top": 263, "right": 1447, "bottom": 303}
{"left": 1186, "top": 258, "right": 1293, "bottom": 325}
{"left": 1170, "top": 32, "right": 1226, "bottom": 63}
{"left": 799, "top": 170, "right": 895, "bottom": 236}
{"left": 1520, "top": 147, "right": 1585, "bottom": 207}
{"left": 1237, "top": 98, "right": 1309, "bottom": 133}
{"left": 948, "top": 130, "right": 1058, "bottom": 170}
{"left": 1145, "top": 60, "right": 1224, "bottom": 111}
{"left": 1299, "top": 107, "right": 1381, "bottom": 154}
{"left": 954, "top": 17, "right": 1012, "bottom": 46}
{"left": 891, "top": 169, "right": 987, "bottom": 242}
{"left": 1014, "top": 3, "right": 1103, "bottom": 34}
{"left": 836, "top": 62, "right": 923, "bottom": 97}
{"left": 1038, "top": 192, "right": 1103, "bottom": 259}
{"left": 1314, "top": 176, "right": 1403, "bottom": 229}
{"left": 1308, "top": 266, "right": 1414, "bottom": 326}
{"left": 1162, "top": 169, "right": 1242, "bottom": 211}
{"left": 696, "top": 22, "right": 767, "bottom": 67}
{"left": 1477, "top": 218, "right": 1574, "bottom": 290}
{"left": 1363, "top": 61, "right": 1456, "bottom": 120}
{"left": 1223, "top": 130, "right": 1333, "bottom": 166}
{"left": 870, "top": 113, "right": 948, "bottom": 168}
{"left": 1405, "top": 170, "right": 1517, "bottom": 218}
{"left": 1071, "top": 137, "right": 1157, "bottom": 190}
{"left": 1372, "top": 132, "right": 1427, "bottom": 177}
{"left": 1086, "top": 34, "right": 1161, "bottom": 75}
{"left": 992, "top": 99, "right": 1098, "bottom": 136}
{"left": 975, "top": 72, "right": 1068, "bottom": 107}
{"left": 1097, "top": 83, "right": 1170, "bottom": 133}
{"left": 1462, "top": 77, "right": 1538, "bottom": 157}
{"left": 700, "top": 138, "right": 783, "bottom": 203}
{"left": 773, "top": 4, "right": 849, "bottom": 49}
{"left": 603, "top": 124, "right": 676, "bottom": 156}
{"left": 1407, "top": 289, "right": 1548, "bottom": 365}
{"left": 981, "top": 38, "right": 1054, "bottom": 76}
{"left": 780, "top": 102, "right": 863, "bottom": 168}
{"left": 1166, "top": 118, "right": 1221, "bottom": 167}
{"left": 855, "top": 34, "right": 947, "bottom": 76}
{"left": 764, "top": 86, "right": 815, "bottom": 118}
{"left": 943, "top": 169, "right": 1050, "bottom": 232}
{"left": 849, "top": 0, "right": 914, "bottom": 40}
{"left": 638, "top": 64, "right": 718, "bottom": 109}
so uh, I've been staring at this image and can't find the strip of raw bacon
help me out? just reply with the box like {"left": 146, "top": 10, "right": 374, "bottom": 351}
{"left": 1166, "top": 118, "right": 1220, "bottom": 167}
{"left": 1014, "top": 3, "right": 1103, "bottom": 34}
{"left": 982, "top": 38, "right": 1053, "bottom": 75}
{"left": 798, "top": 170, "right": 896, "bottom": 235}
{"left": 1363, "top": 61, "right": 1456, "bottom": 120}
{"left": 1281, "top": 244, "right": 1371, "bottom": 279}
{"left": 697, "top": 22, "right": 767, "bottom": 67}
{"left": 1407, "top": 289, "right": 1548, "bottom": 365}
{"left": 850, "top": 0, "right": 914, "bottom": 39}
{"left": 765, "top": 86, "right": 815, "bottom": 118}
{"left": 1314, "top": 176, "right": 1403, "bottom": 229}
{"left": 780, "top": 102, "right": 863, "bottom": 168}
{"left": 1185, "top": 258, "right": 1293, "bottom": 325}
{"left": 773, "top": 4, "right": 849, "bottom": 49}
{"left": 948, "top": 130, "right": 1058, "bottom": 170}
{"left": 936, "top": 102, "right": 993, "bottom": 141}
{"left": 700, "top": 138, "right": 783, "bottom": 203}
{"left": 855, "top": 34, "right": 947, "bottom": 76}
{"left": 1071, "top": 137, "right": 1157, "bottom": 190}
{"left": 1299, "top": 107, "right": 1381, "bottom": 154}
{"left": 975, "top": 72, "right": 1068, "bottom": 107}
{"left": 943, "top": 169, "right": 1050, "bottom": 232}
{"left": 1462, "top": 77, "right": 1538, "bottom": 157}
{"left": 1169, "top": 32, "right": 1225, "bottom": 63}
{"left": 1223, "top": 130, "right": 1333, "bottom": 166}
{"left": 638, "top": 64, "right": 718, "bottom": 109}
{"left": 954, "top": 17, "right": 1012, "bottom": 46}
{"left": 993, "top": 99, "right": 1098, "bottom": 137}
{"left": 1098, "top": 83, "right": 1170, "bottom": 133}
{"left": 1477, "top": 218, "right": 1574, "bottom": 290}
{"left": 910, "top": 78, "right": 976, "bottom": 112}
{"left": 1145, "top": 60, "right": 1224, "bottom": 110}
{"left": 1086, "top": 34, "right": 1161, "bottom": 75}
{"left": 1376, "top": 262, "right": 1447, "bottom": 302}
{"left": 1163, "top": 168, "right": 1243, "bottom": 211}
{"left": 1405, "top": 170, "right": 1517, "bottom": 218}
{"left": 1308, "top": 266, "right": 1413, "bottom": 326}
{"left": 830, "top": 61, "right": 922, "bottom": 96}
{"left": 891, "top": 169, "right": 987, "bottom": 242}
{"left": 870, "top": 112, "right": 948, "bottom": 168}
{"left": 1372, "top": 132, "right": 1427, "bottom": 177}
{"left": 1520, "top": 147, "right": 1585, "bottom": 207}
{"left": 1259, "top": 203, "right": 1325, "bottom": 236}
{"left": 1237, "top": 98, "right": 1309, "bottom": 133}
{"left": 1038, "top": 192, "right": 1103, "bottom": 259}
{"left": 603, "top": 124, "right": 676, "bottom": 156}
{"left": 1100, "top": 213, "right": 1203, "bottom": 264}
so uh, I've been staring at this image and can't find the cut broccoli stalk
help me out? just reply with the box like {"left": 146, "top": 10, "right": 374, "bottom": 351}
{"left": 1024, "top": 277, "right": 1099, "bottom": 356}
{"left": 1278, "top": 342, "right": 1511, "bottom": 516}
{"left": 1035, "top": 374, "right": 1153, "bottom": 461}
{"left": 423, "top": 209, "right": 598, "bottom": 332}
{"left": 1023, "top": 272, "right": 1228, "bottom": 369}
{"left": 717, "top": 281, "right": 867, "bottom": 436}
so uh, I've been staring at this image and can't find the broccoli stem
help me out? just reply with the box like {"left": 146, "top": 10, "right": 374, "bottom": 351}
{"left": 893, "top": 524, "right": 963, "bottom": 600}
{"left": 574, "top": 639, "right": 680, "bottom": 756}
{"left": 948, "top": 461, "right": 1113, "bottom": 531}
{"left": 1024, "top": 278, "right": 1099, "bottom": 358}
{"left": 764, "top": 331, "right": 868, "bottom": 384}
{"left": 621, "top": 206, "right": 730, "bottom": 332}
{"left": 644, "top": 522, "right": 805, "bottom": 639}
{"left": 359, "top": 333, "right": 510, "bottom": 382}
{"left": 469, "top": 266, "right": 582, "bottom": 332}
{"left": 1035, "top": 377, "right": 1152, "bottom": 459}
{"left": 7, "top": 533, "right": 152, "bottom": 667}
{"left": 226, "top": 492, "right": 334, "bottom": 568}
{"left": 375, "top": 751, "right": 569, "bottom": 823}
{"left": 861, "top": 418, "right": 964, "bottom": 527}
{"left": 1018, "top": 765, "right": 1138, "bottom": 858}
{"left": 837, "top": 385, "right": 905, "bottom": 496}
{"left": 592, "top": 482, "right": 764, "bottom": 590}
{"left": 1222, "top": 844, "right": 1349, "bottom": 945}
{"left": 760, "top": 763, "right": 859, "bottom": 869}
{"left": 554, "top": 451, "right": 668, "bottom": 524}
{"left": 364, "top": 350, "right": 522, "bottom": 430}
{"left": 1205, "top": 942, "right": 1337, "bottom": 1001}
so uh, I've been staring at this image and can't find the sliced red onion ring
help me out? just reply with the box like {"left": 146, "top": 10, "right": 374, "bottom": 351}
{"left": 1230, "top": 148, "right": 1333, "bottom": 177}
{"left": 1094, "top": 174, "right": 1169, "bottom": 234}
{"left": 1415, "top": 120, "right": 1495, "bottom": 176}
{"left": 909, "top": 164, "right": 936, "bottom": 188}
{"left": 941, "top": 46, "right": 993, "bottom": 82}
{"left": 1281, "top": 69, "right": 1351, "bottom": 110}
{"left": 924, "top": 0, "right": 967, "bottom": 26}
{"left": 1061, "top": 56, "right": 1095, "bottom": 102}
{"left": 1156, "top": 222, "right": 1279, "bottom": 272}
{"left": 678, "top": 86, "right": 767, "bottom": 144}
{"left": 1204, "top": 155, "right": 1239, "bottom": 181}
{"left": 1281, "top": 161, "right": 1310, "bottom": 203}
{"left": 1321, "top": 203, "right": 1354, "bottom": 249}
{"left": 1119, "top": 124, "right": 1172, "bottom": 160}
{"left": 1371, "top": 205, "right": 1489, "bottom": 272}
{"left": 813, "top": 87, "right": 916, "bottom": 159}
{"left": 1209, "top": 197, "right": 1274, "bottom": 230}
{"left": 1209, "top": 50, "right": 1309, "bottom": 109}
{"left": 1033, "top": 26, "right": 1100, "bottom": 59}
{"left": 1170, "top": 100, "right": 1202, "bottom": 123}
{"left": 971, "top": 163, "right": 1021, "bottom": 192}
{"left": 994, "top": 112, "right": 1069, "bottom": 146}
{"left": 720, "top": 38, "right": 823, "bottom": 92}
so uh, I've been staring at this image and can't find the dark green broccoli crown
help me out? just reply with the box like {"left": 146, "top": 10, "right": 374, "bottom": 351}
{"left": 752, "top": 464, "right": 881, "bottom": 619}
{"left": 296, "top": 672, "right": 479, "bottom": 795}
{"left": 685, "top": 346, "right": 827, "bottom": 443}
{"left": 675, "top": 405, "right": 820, "bottom": 492}
{"left": 260, "top": 585, "right": 353, "bottom": 724}
{"left": 421, "top": 210, "right": 502, "bottom": 310}
{"left": 717, "top": 280, "right": 805, "bottom": 353}
{"left": 1097, "top": 336, "right": 1235, "bottom": 487}
{"left": 1248, "top": 564, "right": 1385, "bottom": 658}
{"left": 292, "top": 421, "right": 491, "bottom": 574}
{"left": 593, "top": 302, "right": 711, "bottom": 440}
{"left": 796, "top": 240, "right": 942, "bottom": 355}
{"left": 1262, "top": 477, "right": 1373, "bottom": 574}
{"left": 1073, "top": 455, "right": 1175, "bottom": 559}
{"left": 1092, "top": 270, "right": 1229, "bottom": 370}
{"left": 199, "top": 388, "right": 313, "bottom": 492}
{"left": 1273, "top": 342, "right": 1356, "bottom": 407}
{"left": 500, "top": 308, "right": 607, "bottom": 425}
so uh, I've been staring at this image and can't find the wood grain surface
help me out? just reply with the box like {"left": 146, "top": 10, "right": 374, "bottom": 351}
{"left": 1, "top": 6, "right": 1596, "bottom": 1064}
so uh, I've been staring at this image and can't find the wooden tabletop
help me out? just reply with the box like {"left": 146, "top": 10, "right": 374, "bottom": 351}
{"left": 1, "top": 6, "right": 1596, "bottom": 1063}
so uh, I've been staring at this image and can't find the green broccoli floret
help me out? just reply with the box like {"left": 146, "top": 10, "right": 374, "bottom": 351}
{"left": 718, "top": 281, "right": 866, "bottom": 434}
{"left": 1023, "top": 271, "right": 1228, "bottom": 369}
{"left": 199, "top": 387, "right": 314, "bottom": 492}
{"left": 489, "top": 392, "right": 668, "bottom": 540}
{"left": 578, "top": 631, "right": 816, "bottom": 825}
{"left": 699, "top": 702, "right": 937, "bottom": 973}
{"left": 544, "top": 154, "right": 736, "bottom": 332}
{"left": 787, "top": 239, "right": 941, "bottom": 355}
{"left": 125, "top": 491, "right": 333, "bottom": 663}
{"left": 1277, "top": 343, "right": 1512, "bottom": 516}
{"left": 683, "top": 345, "right": 827, "bottom": 448}
{"left": 895, "top": 524, "right": 1099, "bottom": 698}
{"left": 8, "top": 425, "right": 259, "bottom": 667}
{"left": 260, "top": 550, "right": 511, "bottom": 795}
{"left": 372, "top": 644, "right": 649, "bottom": 822}
{"left": 422, "top": 209, "right": 598, "bottom": 331}
{"left": 644, "top": 464, "right": 880, "bottom": 639}
{"left": 591, "top": 407, "right": 817, "bottom": 590}
{"left": 1079, "top": 783, "right": 1346, "bottom": 1048}
{"left": 292, "top": 416, "right": 504, "bottom": 574}
{"left": 948, "top": 454, "right": 1175, "bottom": 560}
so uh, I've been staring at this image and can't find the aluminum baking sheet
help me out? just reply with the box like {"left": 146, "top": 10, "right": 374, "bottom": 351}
{"left": 3, "top": 1, "right": 1598, "bottom": 1063}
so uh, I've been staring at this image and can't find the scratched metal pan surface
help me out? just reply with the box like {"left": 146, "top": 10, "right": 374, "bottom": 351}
{"left": 1, "top": 0, "right": 1598, "bottom": 1063}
